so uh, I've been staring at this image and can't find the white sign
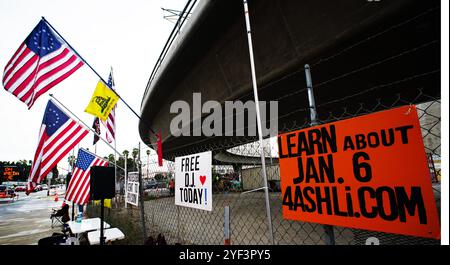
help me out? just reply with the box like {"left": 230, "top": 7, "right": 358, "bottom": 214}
{"left": 126, "top": 172, "right": 139, "bottom": 206}
{"left": 175, "top": 151, "right": 212, "bottom": 211}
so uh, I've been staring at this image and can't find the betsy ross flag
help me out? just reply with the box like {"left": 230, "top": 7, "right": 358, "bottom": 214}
{"left": 101, "top": 71, "right": 116, "bottom": 143}
{"left": 27, "top": 100, "right": 89, "bottom": 193}
{"left": 2, "top": 19, "right": 83, "bottom": 109}
{"left": 65, "top": 148, "right": 108, "bottom": 205}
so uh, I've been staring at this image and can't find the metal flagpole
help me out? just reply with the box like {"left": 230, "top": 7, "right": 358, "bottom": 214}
{"left": 114, "top": 127, "right": 118, "bottom": 207}
{"left": 304, "top": 64, "right": 335, "bottom": 245}
{"left": 41, "top": 17, "right": 156, "bottom": 136}
{"left": 242, "top": 0, "right": 274, "bottom": 244}
{"left": 110, "top": 67, "right": 118, "bottom": 205}
{"left": 49, "top": 94, "right": 124, "bottom": 159}
{"left": 70, "top": 148, "right": 75, "bottom": 221}
{"left": 124, "top": 152, "right": 128, "bottom": 209}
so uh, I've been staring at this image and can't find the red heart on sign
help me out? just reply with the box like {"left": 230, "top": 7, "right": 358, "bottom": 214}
{"left": 199, "top": 175, "right": 206, "bottom": 185}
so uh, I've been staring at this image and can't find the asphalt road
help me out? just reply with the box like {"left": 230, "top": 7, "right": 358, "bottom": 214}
{"left": 0, "top": 189, "right": 65, "bottom": 245}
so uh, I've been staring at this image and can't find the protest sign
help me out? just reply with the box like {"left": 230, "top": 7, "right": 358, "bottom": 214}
{"left": 278, "top": 106, "right": 440, "bottom": 239}
{"left": 126, "top": 172, "right": 139, "bottom": 206}
{"left": 175, "top": 151, "right": 212, "bottom": 211}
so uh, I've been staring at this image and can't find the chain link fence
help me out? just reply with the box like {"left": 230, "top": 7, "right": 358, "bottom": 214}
{"left": 87, "top": 2, "right": 441, "bottom": 245}
{"left": 86, "top": 89, "right": 440, "bottom": 245}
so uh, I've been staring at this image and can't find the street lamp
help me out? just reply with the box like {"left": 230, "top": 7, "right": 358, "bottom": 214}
{"left": 146, "top": 149, "right": 151, "bottom": 179}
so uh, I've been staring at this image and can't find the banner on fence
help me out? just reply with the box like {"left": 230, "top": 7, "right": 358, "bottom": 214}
{"left": 278, "top": 105, "right": 440, "bottom": 239}
{"left": 175, "top": 151, "right": 212, "bottom": 211}
{"left": 126, "top": 172, "right": 139, "bottom": 206}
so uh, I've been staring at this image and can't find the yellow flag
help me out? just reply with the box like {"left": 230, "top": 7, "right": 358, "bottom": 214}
{"left": 104, "top": 199, "right": 111, "bottom": 208}
{"left": 94, "top": 199, "right": 111, "bottom": 208}
{"left": 85, "top": 81, "right": 119, "bottom": 121}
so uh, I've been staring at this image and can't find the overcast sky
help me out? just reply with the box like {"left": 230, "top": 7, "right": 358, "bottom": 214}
{"left": 0, "top": 0, "right": 188, "bottom": 172}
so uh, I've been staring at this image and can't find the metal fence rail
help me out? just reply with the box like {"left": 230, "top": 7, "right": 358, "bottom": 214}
{"left": 87, "top": 0, "right": 441, "bottom": 245}
{"left": 87, "top": 88, "right": 440, "bottom": 245}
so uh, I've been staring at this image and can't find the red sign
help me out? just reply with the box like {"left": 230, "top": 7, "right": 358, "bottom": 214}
{"left": 278, "top": 106, "right": 440, "bottom": 239}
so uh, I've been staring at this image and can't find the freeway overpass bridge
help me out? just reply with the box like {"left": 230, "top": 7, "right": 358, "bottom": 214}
{"left": 139, "top": 0, "right": 440, "bottom": 163}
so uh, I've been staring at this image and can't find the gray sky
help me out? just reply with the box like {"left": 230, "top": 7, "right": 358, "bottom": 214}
{"left": 0, "top": 0, "right": 188, "bottom": 172}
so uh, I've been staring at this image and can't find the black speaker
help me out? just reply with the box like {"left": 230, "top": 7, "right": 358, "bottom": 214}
{"left": 90, "top": 166, "right": 115, "bottom": 200}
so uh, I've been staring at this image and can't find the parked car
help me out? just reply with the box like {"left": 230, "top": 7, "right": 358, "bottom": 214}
{"left": 15, "top": 186, "right": 27, "bottom": 192}
{"left": 0, "top": 185, "right": 7, "bottom": 198}
{"left": 145, "top": 179, "right": 158, "bottom": 189}
{"left": 41, "top": 184, "right": 48, "bottom": 190}
{"left": 0, "top": 185, "right": 17, "bottom": 200}
{"left": 144, "top": 179, "right": 167, "bottom": 189}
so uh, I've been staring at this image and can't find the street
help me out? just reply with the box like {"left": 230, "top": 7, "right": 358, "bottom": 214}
{"left": 0, "top": 189, "right": 65, "bottom": 245}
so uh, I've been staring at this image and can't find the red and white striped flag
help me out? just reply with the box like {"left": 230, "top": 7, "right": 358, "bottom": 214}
{"left": 65, "top": 148, "right": 108, "bottom": 205}
{"left": 27, "top": 100, "right": 89, "bottom": 193}
{"left": 2, "top": 19, "right": 83, "bottom": 109}
{"left": 101, "top": 71, "right": 116, "bottom": 143}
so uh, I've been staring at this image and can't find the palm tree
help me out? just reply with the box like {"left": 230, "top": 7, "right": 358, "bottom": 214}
{"left": 132, "top": 148, "right": 139, "bottom": 171}
{"left": 67, "top": 155, "right": 76, "bottom": 169}
{"left": 107, "top": 154, "right": 115, "bottom": 164}
{"left": 132, "top": 148, "right": 139, "bottom": 160}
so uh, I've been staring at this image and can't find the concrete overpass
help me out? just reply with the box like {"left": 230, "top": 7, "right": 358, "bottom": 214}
{"left": 139, "top": 0, "right": 440, "bottom": 162}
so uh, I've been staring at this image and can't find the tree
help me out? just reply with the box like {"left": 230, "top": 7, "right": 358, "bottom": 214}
{"left": 67, "top": 155, "right": 76, "bottom": 170}
{"left": 107, "top": 154, "right": 115, "bottom": 164}
{"left": 154, "top": 173, "right": 165, "bottom": 181}
{"left": 132, "top": 148, "right": 139, "bottom": 171}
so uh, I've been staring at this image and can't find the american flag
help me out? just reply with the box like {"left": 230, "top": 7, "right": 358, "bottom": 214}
{"left": 2, "top": 19, "right": 83, "bottom": 109}
{"left": 27, "top": 100, "right": 89, "bottom": 193}
{"left": 101, "top": 71, "right": 116, "bottom": 143}
{"left": 65, "top": 148, "right": 108, "bottom": 205}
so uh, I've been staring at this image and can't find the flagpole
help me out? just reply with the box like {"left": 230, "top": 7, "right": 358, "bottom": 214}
{"left": 42, "top": 17, "right": 155, "bottom": 136}
{"left": 242, "top": 0, "right": 274, "bottom": 244}
{"left": 111, "top": 67, "right": 118, "bottom": 204}
{"left": 49, "top": 94, "right": 124, "bottom": 159}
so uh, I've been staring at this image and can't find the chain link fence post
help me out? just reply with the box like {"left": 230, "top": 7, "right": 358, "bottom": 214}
{"left": 305, "top": 64, "right": 336, "bottom": 245}
{"left": 138, "top": 142, "right": 148, "bottom": 243}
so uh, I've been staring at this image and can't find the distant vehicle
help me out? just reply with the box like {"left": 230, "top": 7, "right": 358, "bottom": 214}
{"left": 41, "top": 184, "right": 48, "bottom": 190}
{"left": 0, "top": 185, "right": 18, "bottom": 200}
{"left": 14, "top": 186, "right": 26, "bottom": 192}
{"left": 144, "top": 179, "right": 167, "bottom": 189}
{"left": 145, "top": 179, "right": 158, "bottom": 189}
{"left": 0, "top": 185, "right": 7, "bottom": 197}
{"left": 34, "top": 185, "right": 42, "bottom": 192}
